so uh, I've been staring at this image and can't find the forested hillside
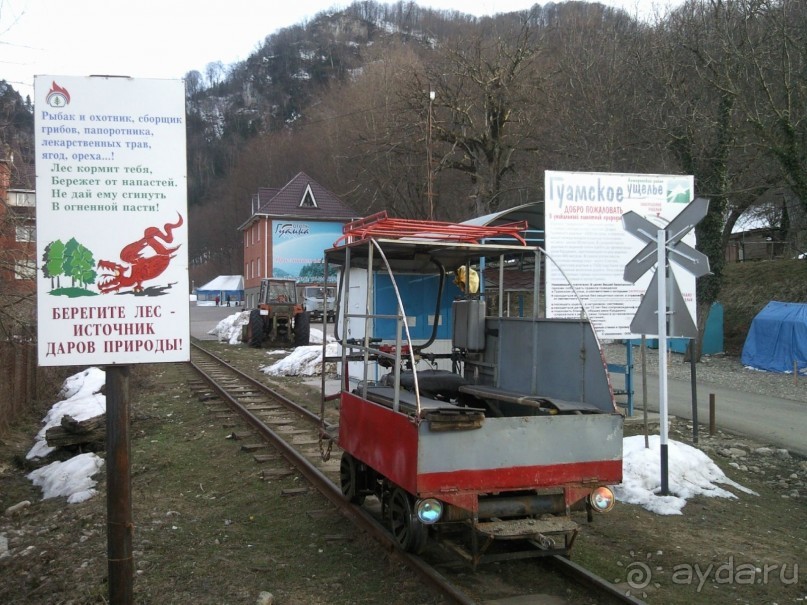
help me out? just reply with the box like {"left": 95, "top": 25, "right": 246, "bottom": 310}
{"left": 2, "top": 0, "right": 806, "bottom": 323}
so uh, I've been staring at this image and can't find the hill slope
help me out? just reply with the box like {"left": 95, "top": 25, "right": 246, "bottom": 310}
{"left": 720, "top": 259, "right": 807, "bottom": 354}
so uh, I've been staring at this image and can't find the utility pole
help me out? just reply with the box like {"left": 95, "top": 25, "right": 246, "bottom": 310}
{"left": 427, "top": 90, "right": 435, "bottom": 220}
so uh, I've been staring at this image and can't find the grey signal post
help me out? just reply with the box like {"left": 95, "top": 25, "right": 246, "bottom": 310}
{"left": 622, "top": 197, "right": 710, "bottom": 496}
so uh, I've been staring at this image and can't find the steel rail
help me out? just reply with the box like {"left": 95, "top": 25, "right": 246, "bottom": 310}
{"left": 190, "top": 342, "right": 329, "bottom": 429}
{"left": 189, "top": 343, "right": 645, "bottom": 605}
{"left": 548, "top": 555, "right": 647, "bottom": 604}
{"left": 189, "top": 344, "right": 476, "bottom": 605}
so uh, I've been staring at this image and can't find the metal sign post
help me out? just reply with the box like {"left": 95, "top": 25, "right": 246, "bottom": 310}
{"left": 656, "top": 229, "right": 670, "bottom": 495}
{"left": 622, "top": 198, "right": 711, "bottom": 497}
{"left": 106, "top": 366, "right": 133, "bottom": 604}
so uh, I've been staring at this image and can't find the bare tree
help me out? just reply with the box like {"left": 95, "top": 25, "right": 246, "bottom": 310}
{"left": 410, "top": 13, "right": 548, "bottom": 216}
{"left": 706, "top": 0, "right": 807, "bottom": 251}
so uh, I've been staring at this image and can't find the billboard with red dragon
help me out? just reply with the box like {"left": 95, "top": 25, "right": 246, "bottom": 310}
{"left": 35, "top": 76, "right": 189, "bottom": 366}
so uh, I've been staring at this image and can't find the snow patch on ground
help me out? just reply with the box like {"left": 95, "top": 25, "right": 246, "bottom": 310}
{"left": 27, "top": 453, "right": 105, "bottom": 504}
{"left": 614, "top": 435, "right": 757, "bottom": 515}
{"left": 27, "top": 367, "right": 106, "bottom": 460}
{"left": 261, "top": 342, "right": 341, "bottom": 376}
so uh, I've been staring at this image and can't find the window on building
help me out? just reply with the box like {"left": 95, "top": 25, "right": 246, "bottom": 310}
{"left": 15, "top": 225, "right": 35, "bottom": 242}
{"left": 14, "top": 259, "right": 36, "bottom": 280}
{"left": 299, "top": 184, "right": 317, "bottom": 208}
{"left": 8, "top": 191, "right": 35, "bottom": 207}
{"left": 257, "top": 257, "right": 261, "bottom": 277}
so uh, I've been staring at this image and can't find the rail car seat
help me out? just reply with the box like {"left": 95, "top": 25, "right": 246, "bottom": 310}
{"left": 381, "top": 369, "right": 469, "bottom": 402}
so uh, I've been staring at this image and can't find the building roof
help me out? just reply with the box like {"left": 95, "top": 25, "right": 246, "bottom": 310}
{"left": 240, "top": 172, "right": 357, "bottom": 230}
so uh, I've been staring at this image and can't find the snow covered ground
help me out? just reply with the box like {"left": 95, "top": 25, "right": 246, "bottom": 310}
{"left": 20, "top": 311, "right": 757, "bottom": 515}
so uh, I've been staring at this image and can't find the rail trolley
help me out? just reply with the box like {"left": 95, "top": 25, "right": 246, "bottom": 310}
{"left": 319, "top": 213, "right": 623, "bottom": 567}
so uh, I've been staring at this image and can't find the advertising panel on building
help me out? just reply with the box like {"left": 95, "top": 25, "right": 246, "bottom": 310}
{"left": 271, "top": 220, "right": 343, "bottom": 282}
{"left": 34, "top": 76, "right": 189, "bottom": 366}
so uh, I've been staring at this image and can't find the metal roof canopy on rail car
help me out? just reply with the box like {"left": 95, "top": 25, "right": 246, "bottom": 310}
{"left": 324, "top": 238, "right": 538, "bottom": 274}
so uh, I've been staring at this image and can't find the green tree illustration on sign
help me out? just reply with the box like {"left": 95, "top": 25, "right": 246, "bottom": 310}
{"left": 62, "top": 238, "right": 97, "bottom": 288}
{"left": 42, "top": 239, "right": 66, "bottom": 289}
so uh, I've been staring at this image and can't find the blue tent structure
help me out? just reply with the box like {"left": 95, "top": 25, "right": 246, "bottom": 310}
{"left": 741, "top": 301, "right": 807, "bottom": 373}
{"left": 196, "top": 275, "right": 244, "bottom": 306}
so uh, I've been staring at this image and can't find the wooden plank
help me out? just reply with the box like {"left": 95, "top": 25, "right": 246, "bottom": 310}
{"left": 253, "top": 454, "right": 279, "bottom": 463}
{"left": 281, "top": 487, "right": 309, "bottom": 496}
{"left": 260, "top": 469, "right": 295, "bottom": 480}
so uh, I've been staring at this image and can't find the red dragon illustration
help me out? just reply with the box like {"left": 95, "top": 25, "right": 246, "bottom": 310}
{"left": 97, "top": 214, "right": 183, "bottom": 293}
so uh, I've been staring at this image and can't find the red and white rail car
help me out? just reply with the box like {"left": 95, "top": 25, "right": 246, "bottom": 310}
{"left": 320, "top": 214, "right": 623, "bottom": 566}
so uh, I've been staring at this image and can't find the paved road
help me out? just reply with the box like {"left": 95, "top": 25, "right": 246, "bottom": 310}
{"left": 190, "top": 303, "right": 246, "bottom": 340}
{"left": 631, "top": 372, "right": 806, "bottom": 457}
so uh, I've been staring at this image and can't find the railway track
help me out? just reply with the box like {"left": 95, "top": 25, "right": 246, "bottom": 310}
{"left": 189, "top": 342, "right": 646, "bottom": 605}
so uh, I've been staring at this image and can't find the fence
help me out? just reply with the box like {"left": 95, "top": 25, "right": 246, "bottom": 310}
{"left": 0, "top": 340, "right": 38, "bottom": 436}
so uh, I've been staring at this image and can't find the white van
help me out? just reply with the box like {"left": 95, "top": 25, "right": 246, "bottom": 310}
{"left": 301, "top": 286, "right": 335, "bottom": 321}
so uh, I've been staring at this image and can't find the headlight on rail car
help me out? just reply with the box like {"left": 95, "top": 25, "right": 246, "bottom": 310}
{"left": 588, "top": 487, "right": 615, "bottom": 513}
{"left": 415, "top": 498, "right": 443, "bottom": 524}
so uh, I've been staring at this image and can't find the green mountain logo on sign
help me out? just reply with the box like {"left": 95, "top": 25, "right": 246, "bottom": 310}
{"left": 667, "top": 179, "right": 692, "bottom": 204}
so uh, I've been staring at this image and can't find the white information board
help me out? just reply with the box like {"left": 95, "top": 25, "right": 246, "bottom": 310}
{"left": 544, "top": 171, "right": 696, "bottom": 340}
{"left": 35, "top": 76, "right": 189, "bottom": 366}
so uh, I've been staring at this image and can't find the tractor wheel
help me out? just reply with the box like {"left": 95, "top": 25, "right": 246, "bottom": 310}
{"left": 293, "top": 311, "right": 310, "bottom": 347}
{"left": 247, "top": 310, "right": 265, "bottom": 348}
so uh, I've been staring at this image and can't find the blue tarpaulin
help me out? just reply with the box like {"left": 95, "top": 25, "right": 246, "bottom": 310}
{"left": 741, "top": 301, "right": 807, "bottom": 373}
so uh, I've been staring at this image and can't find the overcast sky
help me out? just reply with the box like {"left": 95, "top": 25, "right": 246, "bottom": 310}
{"left": 1, "top": 0, "right": 682, "bottom": 100}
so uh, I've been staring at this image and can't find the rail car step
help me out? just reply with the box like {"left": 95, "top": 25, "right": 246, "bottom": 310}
{"left": 475, "top": 516, "right": 578, "bottom": 539}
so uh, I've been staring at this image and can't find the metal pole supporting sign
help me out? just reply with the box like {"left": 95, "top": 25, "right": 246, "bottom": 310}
{"left": 622, "top": 197, "right": 711, "bottom": 499}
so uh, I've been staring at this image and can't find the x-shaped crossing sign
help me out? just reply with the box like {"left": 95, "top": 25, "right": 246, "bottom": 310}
{"left": 622, "top": 197, "right": 711, "bottom": 337}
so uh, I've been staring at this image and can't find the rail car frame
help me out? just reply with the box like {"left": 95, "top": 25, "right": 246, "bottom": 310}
{"left": 319, "top": 213, "right": 623, "bottom": 567}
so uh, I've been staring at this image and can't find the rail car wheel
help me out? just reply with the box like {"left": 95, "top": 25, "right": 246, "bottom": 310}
{"left": 388, "top": 487, "right": 428, "bottom": 554}
{"left": 339, "top": 452, "right": 366, "bottom": 505}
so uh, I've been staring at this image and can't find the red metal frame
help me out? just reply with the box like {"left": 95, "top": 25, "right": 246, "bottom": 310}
{"left": 335, "top": 211, "right": 529, "bottom": 246}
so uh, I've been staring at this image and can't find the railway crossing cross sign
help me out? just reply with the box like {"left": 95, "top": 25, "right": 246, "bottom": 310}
{"left": 621, "top": 196, "right": 711, "bottom": 496}
{"left": 623, "top": 197, "right": 711, "bottom": 336}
